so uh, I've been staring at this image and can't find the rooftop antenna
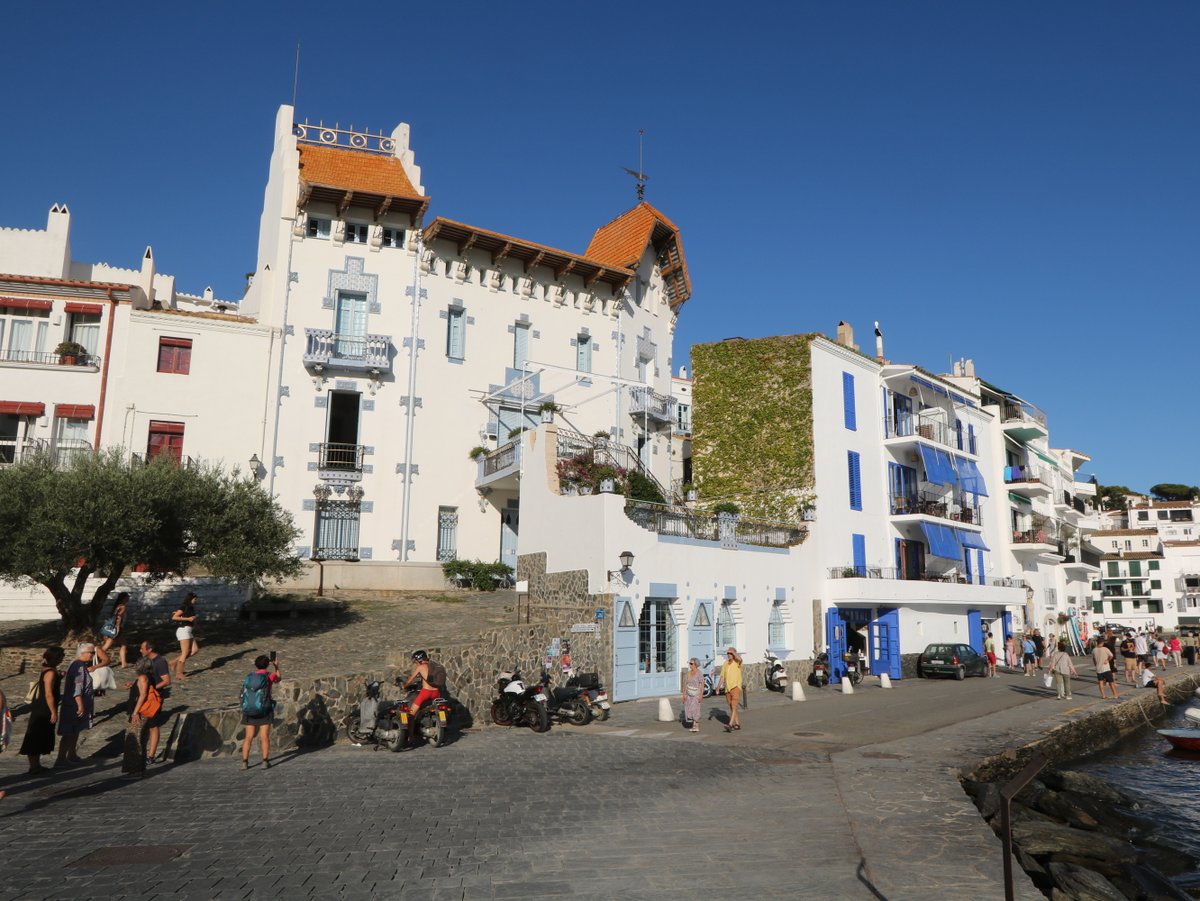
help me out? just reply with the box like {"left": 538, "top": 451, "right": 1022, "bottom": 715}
{"left": 623, "top": 128, "right": 648, "bottom": 202}
{"left": 291, "top": 43, "right": 301, "bottom": 111}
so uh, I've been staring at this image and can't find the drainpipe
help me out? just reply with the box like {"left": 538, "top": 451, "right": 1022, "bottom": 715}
{"left": 93, "top": 287, "right": 118, "bottom": 451}
{"left": 397, "top": 228, "right": 424, "bottom": 562}
{"left": 267, "top": 214, "right": 298, "bottom": 499}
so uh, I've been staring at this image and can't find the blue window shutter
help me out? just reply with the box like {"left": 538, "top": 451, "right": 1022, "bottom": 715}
{"left": 447, "top": 308, "right": 465, "bottom": 359}
{"left": 847, "top": 450, "right": 862, "bottom": 510}
{"left": 882, "top": 387, "right": 889, "bottom": 437}
{"left": 852, "top": 533, "right": 866, "bottom": 575}
{"left": 842, "top": 372, "right": 856, "bottom": 431}
{"left": 955, "top": 419, "right": 964, "bottom": 450}
{"left": 976, "top": 549, "right": 985, "bottom": 585}
{"left": 513, "top": 323, "right": 530, "bottom": 368}
{"left": 576, "top": 336, "right": 592, "bottom": 372}
{"left": 967, "top": 424, "right": 976, "bottom": 455}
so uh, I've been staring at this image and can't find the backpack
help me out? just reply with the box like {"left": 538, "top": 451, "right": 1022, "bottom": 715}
{"left": 241, "top": 672, "right": 274, "bottom": 718}
{"left": 426, "top": 660, "right": 447, "bottom": 691}
{"left": 138, "top": 682, "right": 162, "bottom": 718}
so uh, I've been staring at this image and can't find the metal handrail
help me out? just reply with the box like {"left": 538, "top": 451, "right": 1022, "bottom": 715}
{"left": 482, "top": 441, "right": 518, "bottom": 476}
{"left": 1001, "top": 401, "right": 1047, "bottom": 428}
{"left": 0, "top": 348, "right": 101, "bottom": 367}
{"left": 625, "top": 499, "right": 806, "bottom": 548}
{"left": 318, "top": 442, "right": 364, "bottom": 472}
{"left": 826, "top": 565, "right": 1017, "bottom": 585}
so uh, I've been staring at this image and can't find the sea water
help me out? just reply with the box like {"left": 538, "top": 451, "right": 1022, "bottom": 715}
{"left": 1075, "top": 701, "right": 1200, "bottom": 889}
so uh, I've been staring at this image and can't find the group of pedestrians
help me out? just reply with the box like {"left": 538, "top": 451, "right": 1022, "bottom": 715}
{"left": 9, "top": 591, "right": 208, "bottom": 783}
{"left": 681, "top": 647, "right": 743, "bottom": 734}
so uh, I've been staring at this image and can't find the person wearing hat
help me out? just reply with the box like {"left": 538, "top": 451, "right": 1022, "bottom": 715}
{"left": 717, "top": 647, "right": 743, "bottom": 732}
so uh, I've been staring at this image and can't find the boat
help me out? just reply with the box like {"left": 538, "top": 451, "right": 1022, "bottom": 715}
{"left": 1156, "top": 729, "right": 1200, "bottom": 752}
{"left": 1157, "top": 706, "right": 1200, "bottom": 751}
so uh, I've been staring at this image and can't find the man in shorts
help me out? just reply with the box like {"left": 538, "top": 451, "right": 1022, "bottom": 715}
{"left": 1022, "top": 635, "right": 1037, "bottom": 676}
{"left": 1092, "top": 639, "right": 1119, "bottom": 700}
{"left": 134, "top": 640, "right": 170, "bottom": 764}
{"left": 1140, "top": 666, "right": 1167, "bottom": 705}
{"left": 983, "top": 631, "right": 998, "bottom": 677}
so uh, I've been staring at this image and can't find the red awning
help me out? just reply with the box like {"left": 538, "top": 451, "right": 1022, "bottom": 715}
{"left": 54, "top": 404, "right": 95, "bottom": 420}
{"left": 64, "top": 302, "right": 104, "bottom": 315}
{"left": 0, "top": 297, "right": 53, "bottom": 311}
{"left": 0, "top": 401, "right": 46, "bottom": 416}
{"left": 148, "top": 420, "right": 185, "bottom": 435}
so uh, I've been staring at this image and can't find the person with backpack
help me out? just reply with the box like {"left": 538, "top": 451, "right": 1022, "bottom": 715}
{"left": 122, "top": 658, "right": 159, "bottom": 778}
{"left": 240, "top": 654, "right": 280, "bottom": 771}
{"left": 402, "top": 650, "right": 446, "bottom": 740}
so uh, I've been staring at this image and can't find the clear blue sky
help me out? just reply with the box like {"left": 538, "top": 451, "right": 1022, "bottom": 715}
{"left": 4, "top": 2, "right": 1198, "bottom": 492}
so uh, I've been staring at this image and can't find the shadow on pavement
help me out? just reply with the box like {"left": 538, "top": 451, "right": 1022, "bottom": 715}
{"left": 857, "top": 858, "right": 888, "bottom": 900}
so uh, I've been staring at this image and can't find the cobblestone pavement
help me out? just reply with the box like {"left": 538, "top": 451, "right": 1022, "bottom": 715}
{"left": 4, "top": 605, "right": 1196, "bottom": 899}
{"left": 0, "top": 591, "right": 517, "bottom": 753}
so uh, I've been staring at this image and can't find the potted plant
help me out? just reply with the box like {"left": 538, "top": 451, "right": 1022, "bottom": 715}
{"left": 55, "top": 340, "right": 87, "bottom": 365}
{"left": 538, "top": 401, "right": 559, "bottom": 423}
{"left": 681, "top": 482, "right": 698, "bottom": 502}
{"left": 467, "top": 446, "right": 488, "bottom": 461}
{"left": 712, "top": 502, "right": 740, "bottom": 516}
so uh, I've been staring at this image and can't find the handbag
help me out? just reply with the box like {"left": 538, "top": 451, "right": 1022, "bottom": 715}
{"left": 1042, "top": 673, "right": 1054, "bottom": 689}
{"left": 25, "top": 680, "right": 39, "bottom": 704}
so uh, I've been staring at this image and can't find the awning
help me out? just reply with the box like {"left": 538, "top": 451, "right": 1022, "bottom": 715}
{"left": 0, "top": 297, "right": 52, "bottom": 311}
{"left": 54, "top": 404, "right": 95, "bottom": 420}
{"left": 920, "top": 522, "right": 962, "bottom": 560}
{"left": 64, "top": 302, "right": 104, "bottom": 315}
{"left": 911, "top": 375, "right": 948, "bottom": 397}
{"left": 958, "top": 529, "right": 990, "bottom": 551}
{"left": 918, "top": 445, "right": 958, "bottom": 486}
{"left": 954, "top": 456, "right": 989, "bottom": 497}
{"left": 0, "top": 401, "right": 45, "bottom": 416}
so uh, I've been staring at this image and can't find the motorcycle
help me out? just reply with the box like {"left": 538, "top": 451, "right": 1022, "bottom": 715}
{"left": 344, "top": 679, "right": 406, "bottom": 751}
{"left": 398, "top": 682, "right": 455, "bottom": 749}
{"left": 701, "top": 657, "right": 724, "bottom": 698}
{"left": 808, "top": 649, "right": 830, "bottom": 687}
{"left": 566, "top": 671, "right": 611, "bottom": 722}
{"left": 490, "top": 667, "right": 550, "bottom": 732}
{"left": 764, "top": 653, "right": 789, "bottom": 692}
{"left": 842, "top": 648, "right": 868, "bottom": 686}
{"left": 538, "top": 671, "right": 592, "bottom": 726}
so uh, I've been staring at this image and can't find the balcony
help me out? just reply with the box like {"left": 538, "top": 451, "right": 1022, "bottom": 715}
{"left": 131, "top": 452, "right": 197, "bottom": 469}
{"left": 624, "top": 499, "right": 807, "bottom": 549}
{"left": 303, "top": 329, "right": 391, "bottom": 375}
{"left": 889, "top": 491, "right": 981, "bottom": 526}
{"left": 826, "top": 567, "right": 1028, "bottom": 606}
{"left": 1000, "top": 401, "right": 1048, "bottom": 441}
{"left": 0, "top": 438, "right": 47, "bottom": 467}
{"left": 317, "top": 442, "right": 364, "bottom": 481}
{"left": 884, "top": 417, "right": 976, "bottom": 455}
{"left": 628, "top": 386, "right": 676, "bottom": 426}
{"left": 1003, "top": 464, "right": 1053, "bottom": 498}
{"left": 0, "top": 347, "right": 101, "bottom": 370}
{"left": 1012, "top": 528, "right": 1060, "bottom": 555}
{"left": 1061, "top": 550, "right": 1101, "bottom": 575}
{"left": 475, "top": 440, "right": 521, "bottom": 492}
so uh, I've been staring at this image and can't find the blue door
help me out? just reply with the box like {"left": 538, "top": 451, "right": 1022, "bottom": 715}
{"left": 689, "top": 600, "right": 715, "bottom": 670}
{"left": 966, "top": 609, "right": 983, "bottom": 654}
{"left": 1001, "top": 611, "right": 1014, "bottom": 645}
{"left": 871, "top": 608, "right": 902, "bottom": 679}
{"left": 612, "top": 598, "right": 638, "bottom": 702}
{"left": 825, "top": 608, "right": 846, "bottom": 683}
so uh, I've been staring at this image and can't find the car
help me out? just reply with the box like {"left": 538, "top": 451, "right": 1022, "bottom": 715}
{"left": 916, "top": 643, "right": 987, "bottom": 680}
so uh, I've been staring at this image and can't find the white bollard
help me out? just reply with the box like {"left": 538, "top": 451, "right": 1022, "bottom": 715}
{"left": 791, "top": 680, "right": 806, "bottom": 701}
{"left": 657, "top": 697, "right": 675, "bottom": 722}
{"left": 1194, "top": 687, "right": 1200, "bottom": 699}
{"left": 841, "top": 677, "right": 855, "bottom": 695}
{"left": 879, "top": 673, "right": 892, "bottom": 689}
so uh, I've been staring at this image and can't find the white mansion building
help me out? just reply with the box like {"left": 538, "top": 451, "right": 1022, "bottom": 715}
{"left": 5, "top": 104, "right": 1169, "bottom": 699}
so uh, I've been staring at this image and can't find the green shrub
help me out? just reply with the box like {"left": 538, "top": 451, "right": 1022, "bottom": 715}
{"left": 626, "top": 470, "right": 665, "bottom": 504}
{"left": 441, "top": 558, "right": 514, "bottom": 590}
{"left": 712, "top": 501, "right": 740, "bottom": 515}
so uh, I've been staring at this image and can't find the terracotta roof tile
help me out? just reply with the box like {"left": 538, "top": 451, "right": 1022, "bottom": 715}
{"left": 298, "top": 145, "right": 425, "bottom": 200}
{"left": 1100, "top": 551, "right": 1163, "bottom": 560}
{"left": 1141, "top": 500, "right": 1196, "bottom": 509}
{"left": 1095, "top": 528, "right": 1159, "bottom": 537}
{"left": 584, "top": 202, "right": 691, "bottom": 307}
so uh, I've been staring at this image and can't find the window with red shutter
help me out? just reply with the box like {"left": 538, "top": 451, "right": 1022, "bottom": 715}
{"left": 157, "top": 337, "right": 192, "bottom": 374}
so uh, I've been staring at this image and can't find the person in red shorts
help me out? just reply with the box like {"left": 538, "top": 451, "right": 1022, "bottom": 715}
{"left": 403, "top": 650, "right": 446, "bottom": 738}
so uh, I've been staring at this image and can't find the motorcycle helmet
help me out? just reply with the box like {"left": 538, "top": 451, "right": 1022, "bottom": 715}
{"left": 411, "top": 650, "right": 429, "bottom": 663}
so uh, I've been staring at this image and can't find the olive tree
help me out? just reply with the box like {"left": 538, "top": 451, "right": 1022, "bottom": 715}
{"left": 0, "top": 450, "right": 301, "bottom": 639}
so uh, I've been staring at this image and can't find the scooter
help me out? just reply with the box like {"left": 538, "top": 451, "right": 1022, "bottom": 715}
{"left": 538, "top": 671, "right": 592, "bottom": 726}
{"left": 701, "top": 657, "right": 724, "bottom": 698}
{"left": 842, "top": 648, "right": 868, "bottom": 686}
{"left": 565, "top": 671, "right": 611, "bottom": 722}
{"left": 344, "top": 680, "right": 406, "bottom": 751}
{"left": 490, "top": 667, "right": 550, "bottom": 733}
{"left": 398, "top": 682, "right": 455, "bottom": 749}
{"left": 764, "top": 653, "right": 789, "bottom": 692}
{"left": 808, "top": 649, "right": 830, "bottom": 687}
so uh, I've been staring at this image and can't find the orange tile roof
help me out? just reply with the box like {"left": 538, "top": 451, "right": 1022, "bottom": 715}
{"left": 584, "top": 202, "right": 691, "bottom": 308}
{"left": 1095, "top": 528, "right": 1160, "bottom": 537}
{"left": 1142, "top": 500, "right": 1196, "bottom": 509}
{"left": 298, "top": 145, "right": 426, "bottom": 200}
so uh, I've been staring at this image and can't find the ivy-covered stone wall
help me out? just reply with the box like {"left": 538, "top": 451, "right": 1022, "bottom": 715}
{"left": 691, "top": 335, "right": 818, "bottom": 525}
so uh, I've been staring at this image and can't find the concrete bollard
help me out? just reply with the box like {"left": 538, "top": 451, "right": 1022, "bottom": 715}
{"left": 791, "top": 680, "right": 806, "bottom": 701}
{"left": 657, "top": 697, "right": 675, "bottom": 722}
{"left": 841, "top": 677, "right": 855, "bottom": 695}
{"left": 879, "top": 673, "right": 892, "bottom": 689}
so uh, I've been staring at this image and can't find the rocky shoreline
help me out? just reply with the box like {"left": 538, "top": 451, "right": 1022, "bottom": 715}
{"left": 965, "top": 767, "right": 1196, "bottom": 900}
{"left": 962, "top": 674, "right": 1200, "bottom": 900}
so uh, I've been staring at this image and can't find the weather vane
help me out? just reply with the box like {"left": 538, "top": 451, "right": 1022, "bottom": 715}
{"left": 622, "top": 128, "right": 647, "bottom": 202}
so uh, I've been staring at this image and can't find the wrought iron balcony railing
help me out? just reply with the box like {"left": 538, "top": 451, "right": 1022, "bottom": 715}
{"left": 318, "top": 442, "right": 364, "bottom": 473}
{"left": 624, "top": 499, "right": 806, "bottom": 548}
{"left": 889, "top": 491, "right": 980, "bottom": 524}
{"left": 0, "top": 347, "right": 101, "bottom": 368}
{"left": 0, "top": 438, "right": 47, "bottom": 466}
{"left": 628, "top": 386, "right": 676, "bottom": 424}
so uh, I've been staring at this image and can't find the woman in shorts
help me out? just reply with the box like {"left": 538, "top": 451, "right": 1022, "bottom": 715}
{"left": 171, "top": 592, "right": 199, "bottom": 682}
{"left": 1119, "top": 635, "right": 1138, "bottom": 685}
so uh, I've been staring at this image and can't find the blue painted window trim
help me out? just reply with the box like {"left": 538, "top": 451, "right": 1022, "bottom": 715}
{"left": 852, "top": 533, "right": 866, "bottom": 575}
{"left": 447, "top": 307, "right": 465, "bottom": 360}
{"left": 842, "top": 372, "right": 857, "bottom": 431}
{"left": 847, "top": 450, "right": 862, "bottom": 510}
